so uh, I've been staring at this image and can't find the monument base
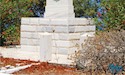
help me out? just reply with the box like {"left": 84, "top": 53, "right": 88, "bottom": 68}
{"left": 20, "top": 18, "right": 95, "bottom": 64}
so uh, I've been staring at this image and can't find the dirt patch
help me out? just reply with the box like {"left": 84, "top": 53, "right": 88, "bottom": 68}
{"left": 0, "top": 57, "right": 84, "bottom": 75}
{"left": 14, "top": 62, "right": 81, "bottom": 75}
{"left": 0, "top": 57, "right": 114, "bottom": 75}
{"left": 0, "top": 57, "right": 35, "bottom": 67}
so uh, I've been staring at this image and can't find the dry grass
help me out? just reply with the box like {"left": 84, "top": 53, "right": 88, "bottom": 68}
{"left": 74, "top": 30, "right": 125, "bottom": 74}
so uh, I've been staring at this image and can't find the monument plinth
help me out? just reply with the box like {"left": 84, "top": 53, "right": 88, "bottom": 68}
{"left": 20, "top": 0, "right": 95, "bottom": 64}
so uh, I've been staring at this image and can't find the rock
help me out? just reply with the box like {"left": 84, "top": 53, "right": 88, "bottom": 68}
{"left": 5, "top": 65, "right": 11, "bottom": 69}
{"left": 1, "top": 67, "right": 7, "bottom": 70}
{"left": 5, "top": 65, "right": 15, "bottom": 69}
{"left": 0, "top": 73, "right": 12, "bottom": 75}
{"left": 16, "top": 63, "right": 24, "bottom": 67}
{"left": 0, "top": 53, "right": 2, "bottom": 57}
{"left": 9, "top": 66, "right": 15, "bottom": 69}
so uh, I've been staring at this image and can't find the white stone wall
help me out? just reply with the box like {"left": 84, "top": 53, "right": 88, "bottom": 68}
{"left": 21, "top": 18, "right": 95, "bottom": 61}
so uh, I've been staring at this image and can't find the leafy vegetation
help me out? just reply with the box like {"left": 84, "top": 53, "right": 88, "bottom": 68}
{"left": 101, "top": 0, "right": 125, "bottom": 30}
{"left": 73, "top": 0, "right": 98, "bottom": 17}
{"left": 74, "top": 0, "right": 125, "bottom": 30}
{"left": 0, "top": 0, "right": 125, "bottom": 46}
{"left": 0, "top": 0, "right": 45, "bottom": 46}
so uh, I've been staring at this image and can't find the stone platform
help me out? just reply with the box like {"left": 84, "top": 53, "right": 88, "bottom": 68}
{"left": 0, "top": 47, "right": 73, "bottom": 65}
{"left": 20, "top": 18, "right": 95, "bottom": 64}
{"left": 0, "top": 0, "right": 95, "bottom": 65}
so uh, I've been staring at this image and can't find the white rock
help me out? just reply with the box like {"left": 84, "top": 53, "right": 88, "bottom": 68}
{"left": 1, "top": 67, "right": 7, "bottom": 70}
{"left": 0, "top": 65, "right": 31, "bottom": 74}
{"left": 0, "top": 73, "right": 12, "bottom": 75}
{"left": 5, "top": 65, "right": 11, "bottom": 69}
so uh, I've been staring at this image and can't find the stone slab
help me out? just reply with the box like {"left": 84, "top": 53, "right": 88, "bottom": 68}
{"left": 0, "top": 47, "right": 74, "bottom": 65}
{"left": 21, "top": 25, "right": 37, "bottom": 32}
{"left": 21, "top": 18, "right": 94, "bottom": 26}
{"left": 21, "top": 25, "right": 95, "bottom": 33}
{"left": 69, "top": 25, "right": 96, "bottom": 32}
{"left": 21, "top": 45, "right": 40, "bottom": 52}
{"left": 21, "top": 32, "right": 81, "bottom": 40}
{"left": 52, "top": 33, "right": 81, "bottom": 40}
{"left": 21, "top": 32, "right": 39, "bottom": 39}
{"left": 39, "top": 33, "right": 52, "bottom": 61}
{"left": 52, "top": 40, "right": 77, "bottom": 47}
{"left": 21, "top": 38, "right": 39, "bottom": 46}
{"left": 21, "top": 18, "right": 30, "bottom": 25}
{"left": 52, "top": 47, "right": 77, "bottom": 55}
{"left": 21, "top": 38, "right": 77, "bottom": 47}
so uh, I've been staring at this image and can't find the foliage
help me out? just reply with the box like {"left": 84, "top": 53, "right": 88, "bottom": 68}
{"left": 73, "top": 0, "right": 98, "bottom": 17}
{"left": 0, "top": 0, "right": 44, "bottom": 46}
{"left": 100, "top": 0, "right": 125, "bottom": 30}
{"left": 31, "top": 0, "right": 45, "bottom": 17}
{"left": 73, "top": 0, "right": 106, "bottom": 30}
{"left": 74, "top": 30, "right": 125, "bottom": 74}
{"left": 74, "top": 0, "right": 125, "bottom": 30}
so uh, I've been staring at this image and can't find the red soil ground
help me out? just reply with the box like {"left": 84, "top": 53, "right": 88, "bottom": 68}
{"left": 0, "top": 57, "right": 115, "bottom": 75}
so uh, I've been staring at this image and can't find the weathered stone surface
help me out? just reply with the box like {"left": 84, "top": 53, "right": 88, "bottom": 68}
{"left": 21, "top": 38, "right": 39, "bottom": 46}
{"left": 52, "top": 47, "right": 77, "bottom": 55}
{"left": 69, "top": 26, "right": 95, "bottom": 32}
{"left": 21, "top": 18, "right": 30, "bottom": 25}
{"left": 52, "top": 33, "right": 81, "bottom": 40}
{"left": 37, "top": 26, "right": 54, "bottom": 32}
{"left": 21, "top": 32, "right": 39, "bottom": 39}
{"left": 21, "top": 45, "right": 40, "bottom": 52}
{"left": 21, "top": 25, "right": 95, "bottom": 34}
{"left": 21, "top": 32, "right": 81, "bottom": 40}
{"left": 21, "top": 18, "right": 94, "bottom": 26}
{"left": 29, "top": 18, "right": 39, "bottom": 25}
{"left": 52, "top": 40, "right": 77, "bottom": 47}
{"left": 39, "top": 33, "right": 52, "bottom": 61}
{"left": 21, "top": 25, "right": 37, "bottom": 32}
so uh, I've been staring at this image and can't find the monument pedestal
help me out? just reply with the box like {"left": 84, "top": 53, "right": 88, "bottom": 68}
{"left": 21, "top": 18, "right": 95, "bottom": 64}
{"left": 20, "top": 0, "right": 95, "bottom": 64}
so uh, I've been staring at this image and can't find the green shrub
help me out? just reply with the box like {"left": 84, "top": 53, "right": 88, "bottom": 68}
{"left": 0, "top": 0, "right": 39, "bottom": 46}
{"left": 101, "top": 0, "right": 125, "bottom": 30}
{"left": 73, "top": 0, "right": 97, "bottom": 17}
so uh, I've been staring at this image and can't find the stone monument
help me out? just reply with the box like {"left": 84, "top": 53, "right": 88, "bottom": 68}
{"left": 21, "top": 0, "right": 95, "bottom": 64}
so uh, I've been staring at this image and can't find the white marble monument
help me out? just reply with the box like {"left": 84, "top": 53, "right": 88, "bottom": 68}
{"left": 20, "top": 0, "right": 95, "bottom": 64}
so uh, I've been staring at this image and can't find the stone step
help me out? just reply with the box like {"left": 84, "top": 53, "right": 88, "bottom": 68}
{"left": 21, "top": 18, "right": 93, "bottom": 26}
{"left": 21, "top": 25, "right": 95, "bottom": 33}
{"left": 21, "top": 32, "right": 81, "bottom": 40}
{"left": 0, "top": 47, "right": 74, "bottom": 65}
{"left": 21, "top": 38, "right": 79, "bottom": 48}
{"left": 52, "top": 47, "right": 78, "bottom": 55}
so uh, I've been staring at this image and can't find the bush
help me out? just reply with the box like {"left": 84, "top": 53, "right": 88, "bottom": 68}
{"left": 101, "top": 0, "right": 125, "bottom": 30}
{"left": 74, "top": 30, "right": 125, "bottom": 74}
{"left": 73, "top": 0, "right": 98, "bottom": 17}
{"left": 0, "top": 0, "right": 41, "bottom": 46}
